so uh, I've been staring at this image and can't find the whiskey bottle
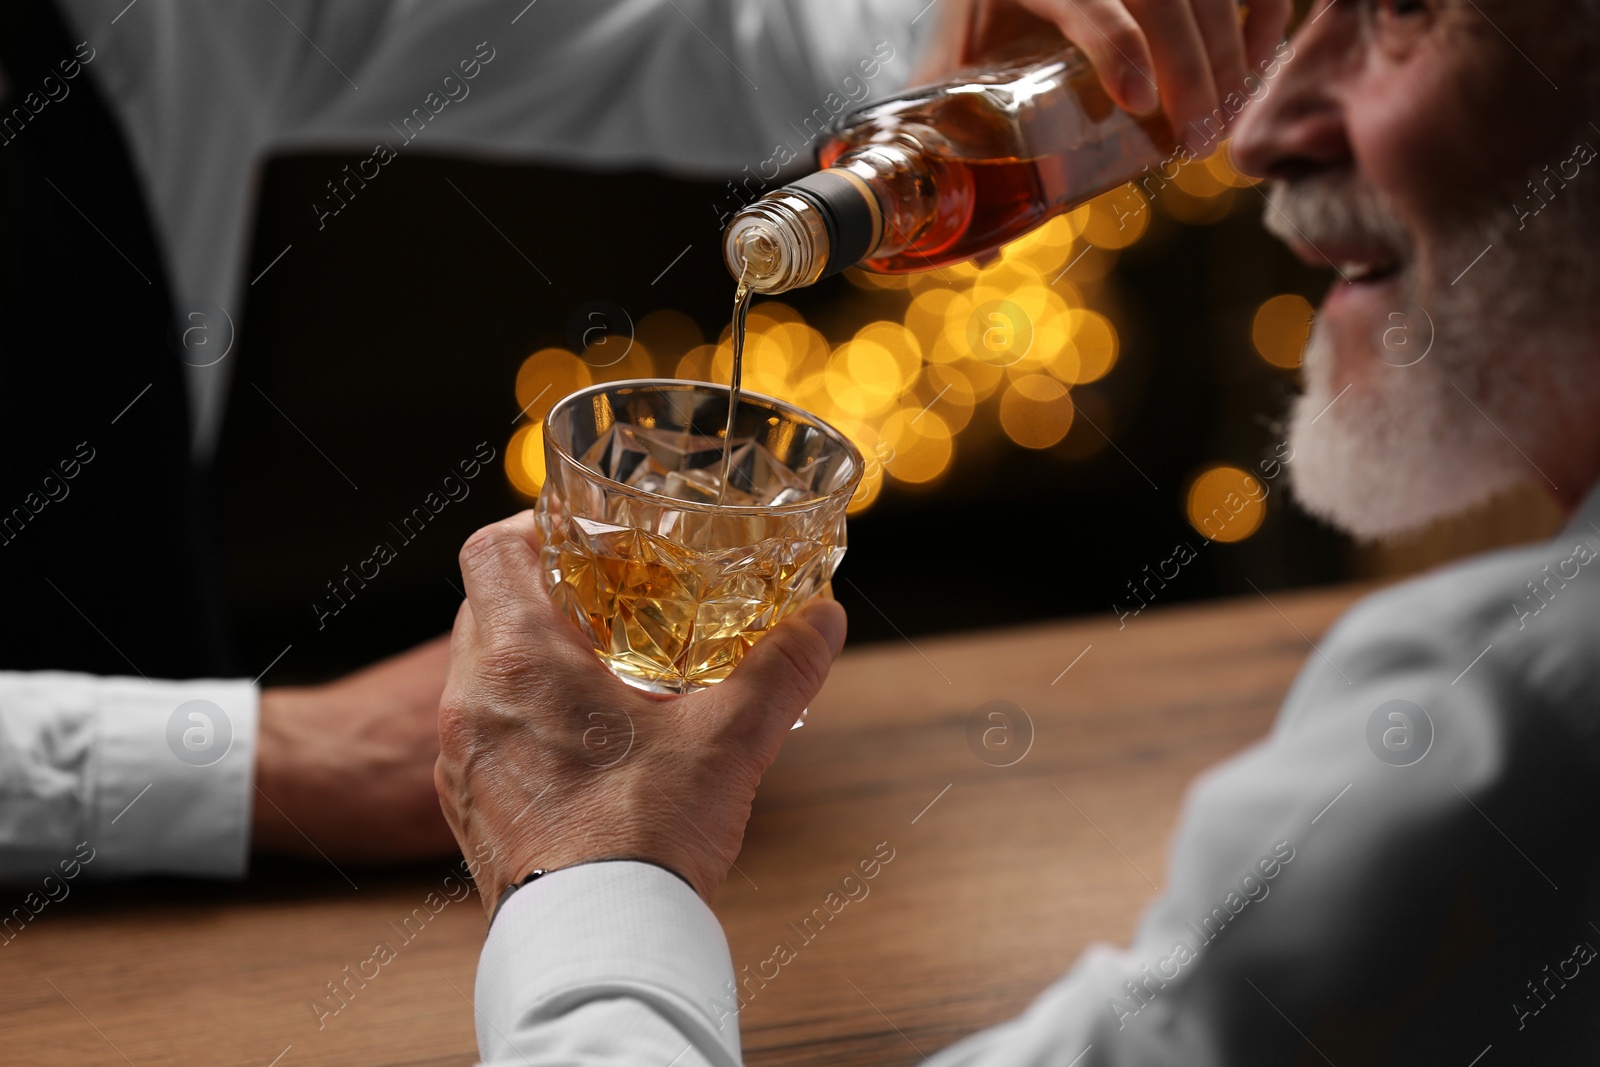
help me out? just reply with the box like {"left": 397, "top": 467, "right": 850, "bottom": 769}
{"left": 723, "top": 31, "right": 1175, "bottom": 294}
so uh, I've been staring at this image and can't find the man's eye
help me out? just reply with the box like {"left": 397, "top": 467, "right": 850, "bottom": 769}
{"left": 1366, "top": 0, "right": 1432, "bottom": 48}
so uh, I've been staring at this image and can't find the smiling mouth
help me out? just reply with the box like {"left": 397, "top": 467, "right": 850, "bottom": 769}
{"left": 1287, "top": 239, "right": 1405, "bottom": 290}
{"left": 1340, "top": 260, "right": 1400, "bottom": 285}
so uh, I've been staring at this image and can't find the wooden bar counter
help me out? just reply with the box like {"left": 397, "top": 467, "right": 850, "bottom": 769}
{"left": 1, "top": 584, "right": 1368, "bottom": 1066}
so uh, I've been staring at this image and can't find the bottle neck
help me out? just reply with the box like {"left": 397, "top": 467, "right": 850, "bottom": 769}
{"left": 723, "top": 140, "right": 934, "bottom": 294}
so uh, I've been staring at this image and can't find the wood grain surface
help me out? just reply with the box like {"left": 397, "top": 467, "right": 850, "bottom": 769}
{"left": 0, "top": 584, "right": 1369, "bottom": 1067}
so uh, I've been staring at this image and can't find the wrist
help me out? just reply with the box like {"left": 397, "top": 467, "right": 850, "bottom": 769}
{"left": 489, "top": 857, "right": 698, "bottom": 925}
{"left": 251, "top": 687, "right": 310, "bottom": 854}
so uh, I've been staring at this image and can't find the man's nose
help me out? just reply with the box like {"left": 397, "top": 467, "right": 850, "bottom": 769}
{"left": 1230, "top": 15, "right": 1352, "bottom": 181}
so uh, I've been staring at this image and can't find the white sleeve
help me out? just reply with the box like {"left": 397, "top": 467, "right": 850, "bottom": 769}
{"left": 0, "top": 672, "right": 258, "bottom": 882}
{"left": 472, "top": 544, "right": 1600, "bottom": 1064}
{"left": 475, "top": 862, "right": 742, "bottom": 1067}
{"left": 59, "top": 0, "right": 937, "bottom": 458}
{"left": 282, "top": 0, "right": 939, "bottom": 174}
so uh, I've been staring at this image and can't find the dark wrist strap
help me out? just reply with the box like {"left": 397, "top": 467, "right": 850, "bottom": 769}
{"left": 489, "top": 857, "right": 697, "bottom": 927}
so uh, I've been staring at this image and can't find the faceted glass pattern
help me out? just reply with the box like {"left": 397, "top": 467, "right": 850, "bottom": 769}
{"left": 536, "top": 380, "right": 863, "bottom": 695}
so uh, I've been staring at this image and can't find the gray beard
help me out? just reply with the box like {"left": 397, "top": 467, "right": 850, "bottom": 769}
{"left": 1272, "top": 149, "right": 1600, "bottom": 542}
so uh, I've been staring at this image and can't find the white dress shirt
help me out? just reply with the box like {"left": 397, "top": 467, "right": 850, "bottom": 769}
{"left": 480, "top": 481, "right": 1600, "bottom": 1064}
{"left": 0, "top": 0, "right": 934, "bottom": 884}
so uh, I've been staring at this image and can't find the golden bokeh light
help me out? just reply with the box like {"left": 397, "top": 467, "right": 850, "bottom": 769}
{"left": 635, "top": 308, "right": 702, "bottom": 364}
{"left": 999, "top": 209, "right": 1088, "bottom": 275}
{"left": 847, "top": 462, "right": 884, "bottom": 514}
{"left": 881, "top": 407, "right": 954, "bottom": 484}
{"left": 1065, "top": 309, "right": 1118, "bottom": 383}
{"left": 1080, "top": 187, "right": 1150, "bottom": 249}
{"left": 739, "top": 328, "right": 794, "bottom": 398}
{"left": 826, "top": 339, "right": 901, "bottom": 417}
{"left": 1186, "top": 465, "right": 1267, "bottom": 543}
{"left": 1161, "top": 182, "right": 1237, "bottom": 226}
{"left": 505, "top": 422, "right": 546, "bottom": 498}
{"left": 1172, "top": 156, "right": 1231, "bottom": 198}
{"left": 908, "top": 363, "right": 977, "bottom": 433}
{"left": 503, "top": 141, "right": 1260, "bottom": 516}
{"left": 905, "top": 286, "right": 965, "bottom": 356}
{"left": 1036, "top": 308, "right": 1082, "bottom": 384}
{"left": 582, "top": 337, "right": 655, "bottom": 382}
{"left": 999, "top": 374, "right": 1075, "bottom": 449}
{"left": 854, "top": 320, "right": 923, "bottom": 386}
{"left": 516, "top": 348, "right": 592, "bottom": 424}
{"left": 845, "top": 267, "right": 914, "bottom": 289}
{"left": 1208, "top": 147, "right": 1259, "bottom": 188}
{"left": 1252, "top": 294, "right": 1314, "bottom": 369}
{"left": 674, "top": 343, "right": 721, "bottom": 383}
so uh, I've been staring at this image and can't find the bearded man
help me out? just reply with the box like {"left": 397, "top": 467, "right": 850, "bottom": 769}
{"left": 436, "top": 1, "right": 1600, "bottom": 1063}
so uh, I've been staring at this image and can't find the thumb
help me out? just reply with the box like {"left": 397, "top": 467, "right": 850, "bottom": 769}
{"left": 711, "top": 598, "right": 847, "bottom": 748}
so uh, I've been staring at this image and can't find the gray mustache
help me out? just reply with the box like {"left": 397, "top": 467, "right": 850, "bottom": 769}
{"left": 1262, "top": 177, "right": 1412, "bottom": 257}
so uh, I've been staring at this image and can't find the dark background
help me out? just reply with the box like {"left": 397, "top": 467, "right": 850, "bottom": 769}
{"left": 223, "top": 150, "right": 1362, "bottom": 684}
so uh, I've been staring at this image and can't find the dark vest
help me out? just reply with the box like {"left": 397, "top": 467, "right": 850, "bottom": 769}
{"left": 0, "top": 0, "right": 234, "bottom": 678}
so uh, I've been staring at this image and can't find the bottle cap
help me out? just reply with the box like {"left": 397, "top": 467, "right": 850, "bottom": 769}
{"left": 724, "top": 171, "right": 882, "bottom": 294}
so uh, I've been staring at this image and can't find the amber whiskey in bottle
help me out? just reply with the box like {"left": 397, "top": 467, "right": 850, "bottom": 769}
{"left": 724, "top": 32, "right": 1175, "bottom": 294}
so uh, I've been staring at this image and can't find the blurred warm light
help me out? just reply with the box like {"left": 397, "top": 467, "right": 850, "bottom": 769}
{"left": 999, "top": 374, "right": 1075, "bottom": 449}
{"left": 967, "top": 298, "right": 1036, "bottom": 368}
{"left": 1161, "top": 182, "right": 1236, "bottom": 226}
{"left": 1037, "top": 310, "right": 1082, "bottom": 384}
{"left": 947, "top": 338, "right": 1004, "bottom": 399}
{"left": 909, "top": 363, "right": 977, "bottom": 433}
{"left": 854, "top": 320, "right": 922, "bottom": 384}
{"left": 1064, "top": 309, "right": 1118, "bottom": 383}
{"left": 516, "top": 347, "right": 592, "bottom": 422}
{"left": 1060, "top": 242, "right": 1116, "bottom": 283}
{"left": 506, "top": 422, "right": 546, "bottom": 498}
{"left": 583, "top": 337, "right": 656, "bottom": 382}
{"left": 1186, "top": 465, "right": 1267, "bottom": 543}
{"left": 881, "top": 407, "right": 954, "bottom": 484}
{"left": 1172, "top": 156, "right": 1231, "bottom": 198}
{"left": 1006, "top": 290, "right": 1072, "bottom": 375}
{"left": 848, "top": 463, "right": 884, "bottom": 513}
{"left": 741, "top": 329, "right": 794, "bottom": 398}
{"left": 636, "top": 308, "right": 703, "bottom": 359}
{"left": 916, "top": 259, "right": 983, "bottom": 289}
{"left": 998, "top": 209, "right": 1088, "bottom": 275}
{"left": 1209, "top": 147, "right": 1259, "bottom": 188}
{"left": 823, "top": 344, "right": 880, "bottom": 417}
{"left": 1080, "top": 187, "right": 1149, "bottom": 249}
{"left": 970, "top": 261, "right": 1048, "bottom": 318}
{"left": 906, "top": 287, "right": 964, "bottom": 359}
{"left": 506, "top": 142, "right": 1254, "bottom": 517}
{"left": 845, "top": 267, "right": 913, "bottom": 289}
{"left": 748, "top": 301, "right": 804, "bottom": 328}
{"left": 1252, "top": 294, "right": 1314, "bottom": 369}
{"left": 674, "top": 343, "right": 721, "bottom": 382}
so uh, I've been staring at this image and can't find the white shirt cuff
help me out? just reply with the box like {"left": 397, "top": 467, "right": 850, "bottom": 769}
{"left": 89, "top": 674, "right": 258, "bottom": 878}
{"left": 476, "top": 861, "right": 741, "bottom": 1066}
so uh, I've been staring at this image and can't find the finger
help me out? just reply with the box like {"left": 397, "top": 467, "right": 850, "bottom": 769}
{"left": 1123, "top": 0, "right": 1222, "bottom": 145}
{"left": 912, "top": 0, "right": 982, "bottom": 81}
{"left": 1241, "top": 0, "right": 1292, "bottom": 75}
{"left": 455, "top": 512, "right": 606, "bottom": 691}
{"left": 1032, "top": 0, "right": 1160, "bottom": 115}
{"left": 457, "top": 510, "right": 554, "bottom": 638}
{"left": 706, "top": 598, "right": 847, "bottom": 759}
{"left": 1189, "top": 0, "right": 1249, "bottom": 108}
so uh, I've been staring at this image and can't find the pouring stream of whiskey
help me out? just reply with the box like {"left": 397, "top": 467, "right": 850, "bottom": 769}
{"left": 716, "top": 277, "right": 753, "bottom": 505}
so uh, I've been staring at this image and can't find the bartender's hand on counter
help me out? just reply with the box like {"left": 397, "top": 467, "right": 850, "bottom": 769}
{"left": 918, "top": 0, "right": 1294, "bottom": 148}
{"left": 433, "top": 511, "right": 847, "bottom": 914}
{"left": 253, "top": 635, "right": 460, "bottom": 863}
